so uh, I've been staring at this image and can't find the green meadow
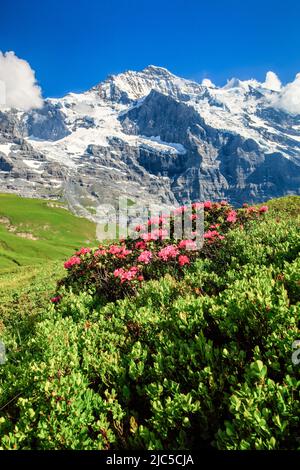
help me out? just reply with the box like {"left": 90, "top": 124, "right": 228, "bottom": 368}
{"left": 0, "top": 193, "right": 97, "bottom": 271}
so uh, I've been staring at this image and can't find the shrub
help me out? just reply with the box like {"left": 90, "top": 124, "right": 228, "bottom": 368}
{"left": 1, "top": 199, "right": 300, "bottom": 450}
{"left": 57, "top": 202, "right": 267, "bottom": 303}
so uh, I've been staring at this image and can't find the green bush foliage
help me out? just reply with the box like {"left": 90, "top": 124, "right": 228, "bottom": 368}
{"left": 0, "top": 198, "right": 299, "bottom": 450}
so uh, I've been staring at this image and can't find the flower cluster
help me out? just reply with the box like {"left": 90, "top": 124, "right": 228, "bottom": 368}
{"left": 204, "top": 230, "right": 225, "bottom": 241}
{"left": 226, "top": 210, "right": 237, "bottom": 223}
{"left": 178, "top": 255, "right": 190, "bottom": 266}
{"left": 158, "top": 245, "right": 179, "bottom": 261}
{"left": 76, "top": 247, "right": 91, "bottom": 256}
{"left": 114, "top": 266, "right": 141, "bottom": 283}
{"left": 56, "top": 200, "right": 268, "bottom": 302}
{"left": 137, "top": 250, "right": 153, "bottom": 264}
{"left": 178, "top": 239, "right": 197, "bottom": 250}
{"left": 108, "top": 245, "right": 132, "bottom": 258}
{"left": 64, "top": 256, "right": 81, "bottom": 269}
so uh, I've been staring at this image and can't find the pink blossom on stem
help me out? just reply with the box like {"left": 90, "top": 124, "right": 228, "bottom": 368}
{"left": 135, "top": 241, "right": 147, "bottom": 250}
{"left": 204, "top": 201, "right": 212, "bottom": 209}
{"left": 226, "top": 210, "right": 237, "bottom": 223}
{"left": 76, "top": 247, "right": 91, "bottom": 256}
{"left": 94, "top": 249, "right": 107, "bottom": 257}
{"left": 137, "top": 250, "right": 153, "bottom": 264}
{"left": 158, "top": 245, "right": 179, "bottom": 261}
{"left": 178, "top": 255, "right": 190, "bottom": 266}
{"left": 178, "top": 239, "right": 196, "bottom": 250}
{"left": 64, "top": 256, "right": 81, "bottom": 269}
{"left": 135, "top": 224, "right": 145, "bottom": 232}
{"left": 192, "top": 202, "right": 204, "bottom": 210}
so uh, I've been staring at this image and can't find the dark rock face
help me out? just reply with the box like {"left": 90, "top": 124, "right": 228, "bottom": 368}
{"left": 0, "top": 154, "right": 13, "bottom": 172}
{"left": 119, "top": 90, "right": 300, "bottom": 205}
{"left": 121, "top": 90, "right": 203, "bottom": 140}
{"left": 72, "top": 116, "right": 95, "bottom": 131}
{"left": 0, "top": 65, "right": 300, "bottom": 213}
{"left": 24, "top": 102, "right": 70, "bottom": 141}
{"left": 0, "top": 111, "right": 25, "bottom": 142}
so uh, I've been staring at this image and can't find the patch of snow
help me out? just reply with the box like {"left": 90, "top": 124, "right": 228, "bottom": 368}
{"left": 0, "top": 143, "right": 12, "bottom": 155}
{"left": 139, "top": 136, "right": 186, "bottom": 154}
{"left": 23, "top": 159, "right": 42, "bottom": 169}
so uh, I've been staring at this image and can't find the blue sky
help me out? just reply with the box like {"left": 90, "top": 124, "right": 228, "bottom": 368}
{"left": 1, "top": 0, "right": 299, "bottom": 97}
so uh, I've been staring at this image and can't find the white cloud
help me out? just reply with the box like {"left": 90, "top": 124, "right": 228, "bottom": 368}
{"left": 272, "top": 73, "right": 300, "bottom": 114}
{"left": 201, "top": 78, "right": 216, "bottom": 88}
{"left": 262, "top": 71, "right": 282, "bottom": 91}
{"left": 0, "top": 51, "right": 43, "bottom": 111}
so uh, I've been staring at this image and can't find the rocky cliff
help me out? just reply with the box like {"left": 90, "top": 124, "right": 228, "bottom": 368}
{"left": 0, "top": 65, "right": 299, "bottom": 216}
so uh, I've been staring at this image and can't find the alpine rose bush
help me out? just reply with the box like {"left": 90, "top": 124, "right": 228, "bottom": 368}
{"left": 57, "top": 201, "right": 268, "bottom": 302}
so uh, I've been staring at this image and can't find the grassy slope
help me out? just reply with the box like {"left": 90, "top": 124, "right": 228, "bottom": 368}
{"left": 0, "top": 193, "right": 97, "bottom": 270}
{"left": 0, "top": 194, "right": 97, "bottom": 337}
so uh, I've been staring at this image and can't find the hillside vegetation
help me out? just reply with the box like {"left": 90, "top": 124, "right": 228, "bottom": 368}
{"left": 0, "top": 193, "right": 96, "bottom": 271}
{"left": 0, "top": 196, "right": 299, "bottom": 450}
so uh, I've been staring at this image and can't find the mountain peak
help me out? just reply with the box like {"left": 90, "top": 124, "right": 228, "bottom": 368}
{"left": 93, "top": 64, "right": 197, "bottom": 102}
{"left": 223, "top": 77, "right": 261, "bottom": 91}
{"left": 141, "top": 65, "right": 173, "bottom": 76}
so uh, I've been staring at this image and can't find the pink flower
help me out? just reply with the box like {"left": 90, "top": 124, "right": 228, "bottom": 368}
{"left": 135, "top": 224, "right": 145, "bottom": 232}
{"left": 158, "top": 245, "right": 179, "bottom": 261}
{"left": 173, "top": 206, "right": 187, "bottom": 215}
{"left": 204, "top": 230, "right": 219, "bottom": 239}
{"left": 94, "top": 249, "right": 107, "bottom": 257}
{"left": 117, "top": 247, "right": 132, "bottom": 258}
{"left": 147, "top": 216, "right": 161, "bottom": 226}
{"left": 114, "top": 268, "right": 125, "bottom": 278}
{"left": 204, "top": 201, "right": 212, "bottom": 209}
{"left": 159, "top": 215, "right": 168, "bottom": 223}
{"left": 76, "top": 247, "right": 91, "bottom": 256}
{"left": 135, "top": 241, "right": 147, "bottom": 250}
{"left": 259, "top": 205, "right": 268, "bottom": 213}
{"left": 192, "top": 202, "right": 204, "bottom": 210}
{"left": 114, "top": 266, "right": 139, "bottom": 283}
{"left": 109, "top": 245, "right": 122, "bottom": 255}
{"left": 137, "top": 250, "right": 153, "bottom": 264}
{"left": 108, "top": 245, "right": 132, "bottom": 258}
{"left": 220, "top": 200, "right": 228, "bottom": 206}
{"left": 178, "top": 239, "right": 196, "bottom": 250}
{"left": 64, "top": 256, "right": 81, "bottom": 269}
{"left": 178, "top": 255, "right": 190, "bottom": 266}
{"left": 189, "top": 214, "right": 198, "bottom": 221}
{"left": 51, "top": 295, "right": 61, "bottom": 304}
{"left": 151, "top": 228, "right": 168, "bottom": 239}
{"left": 226, "top": 210, "right": 237, "bottom": 223}
{"left": 141, "top": 232, "right": 158, "bottom": 242}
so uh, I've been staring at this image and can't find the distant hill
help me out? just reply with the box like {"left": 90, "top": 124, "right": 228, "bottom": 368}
{"left": 0, "top": 193, "right": 96, "bottom": 270}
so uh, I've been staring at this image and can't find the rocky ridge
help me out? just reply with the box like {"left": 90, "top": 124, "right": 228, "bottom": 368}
{"left": 0, "top": 65, "right": 300, "bottom": 218}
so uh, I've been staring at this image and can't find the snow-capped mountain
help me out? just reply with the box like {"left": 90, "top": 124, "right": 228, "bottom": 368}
{"left": 0, "top": 65, "right": 300, "bottom": 216}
